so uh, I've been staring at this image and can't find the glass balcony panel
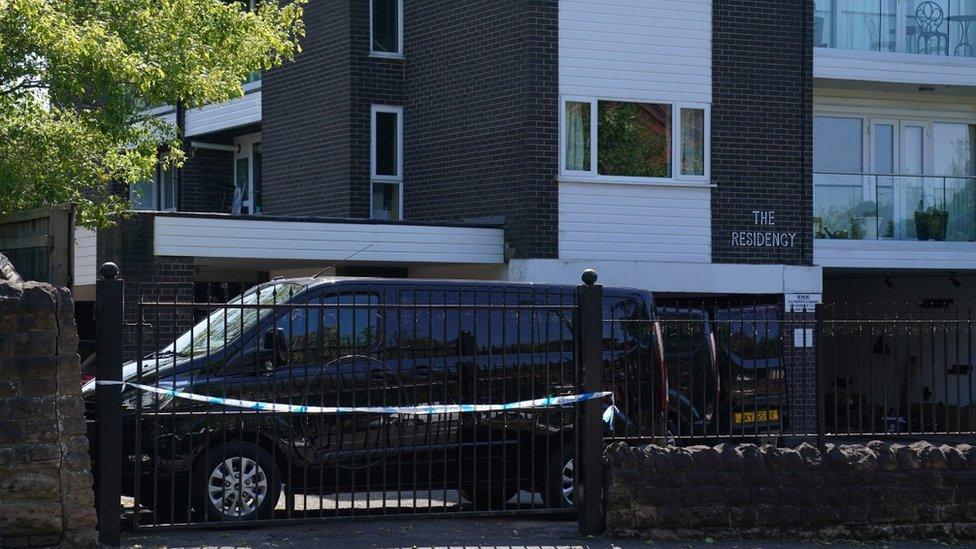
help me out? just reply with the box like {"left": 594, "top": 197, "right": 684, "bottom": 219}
{"left": 815, "top": 0, "right": 976, "bottom": 57}
{"left": 945, "top": 176, "right": 976, "bottom": 241}
{"left": 816, "top": 173, "right": 976, "bottom": 241}
{"left": 814, "top": 173, "right": 871, "bottom": 239}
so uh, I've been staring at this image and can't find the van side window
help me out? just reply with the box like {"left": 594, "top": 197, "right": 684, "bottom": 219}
{"left": 714, "top": 306, "right": 781, "bottom": 367}
{"left": 278, "top": 293, "right": 382, "bottom": 364}
{"left": 602, "top": 296, "right": 647, "bottom": 353}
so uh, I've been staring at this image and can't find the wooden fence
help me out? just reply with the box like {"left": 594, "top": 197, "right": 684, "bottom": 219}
{"left": 0, "top": 205, "right": 74, "bottom": 287}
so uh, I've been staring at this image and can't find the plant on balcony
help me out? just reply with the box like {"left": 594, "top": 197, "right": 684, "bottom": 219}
{"left": 914, "top": 207, "right": 949, "bottom": 241}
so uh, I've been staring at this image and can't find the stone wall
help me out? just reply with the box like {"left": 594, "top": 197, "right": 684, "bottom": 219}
{"left": 606, "top": 441, "right": 976, "bottom": 541}
{"left": 0, "top": 273, "right": 97, "bottom": 546}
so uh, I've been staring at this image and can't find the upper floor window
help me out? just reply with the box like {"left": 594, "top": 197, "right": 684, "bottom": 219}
{"left": 370, "top": 0, "right": 403, "bottom": 57}
{"left": 130, "top": 164, "right": 177, "bottom": 211}
{"left": 561, "top": 98, "right": 709, "bottom": 183}
{"left": 371, "top": 105, "right": 403, "bottom": 220}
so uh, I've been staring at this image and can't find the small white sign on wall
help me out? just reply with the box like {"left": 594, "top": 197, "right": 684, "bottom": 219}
{"left": 784, "top": 293, "right": 822, "bottom": 313}
{"left": 794, "top": 328, "right": 815, "bottom": 348}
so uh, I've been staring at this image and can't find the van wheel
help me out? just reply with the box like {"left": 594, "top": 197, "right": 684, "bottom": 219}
{"left": 196, "top": 442, "right": 280, "bottom": 521}
{"left": 543, "top": 444, "right": 575, "bottom": 508}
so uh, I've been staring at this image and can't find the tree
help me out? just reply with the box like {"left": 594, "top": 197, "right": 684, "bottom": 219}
{"left": 0, "top": 0, "right": 305, "bottom": 227}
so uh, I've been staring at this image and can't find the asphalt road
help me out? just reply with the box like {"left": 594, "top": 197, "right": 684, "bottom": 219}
{"left": 122, "top": 517, "right": 961, "bottom": 549}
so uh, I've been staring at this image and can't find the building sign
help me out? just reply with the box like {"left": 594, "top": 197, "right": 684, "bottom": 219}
{"left": 784, "top": 293, "right": 822, "bottom": 313}
{"left": 730, "top": 210, "right": 798, "bottom": 248}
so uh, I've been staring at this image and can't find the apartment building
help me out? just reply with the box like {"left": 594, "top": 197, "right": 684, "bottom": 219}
{"left": 74, "top": 0, "right": 818, "bottom": 303}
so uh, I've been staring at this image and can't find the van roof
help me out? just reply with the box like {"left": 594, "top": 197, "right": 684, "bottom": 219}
{"left": 264, "top": 276, "right": 648, "bottom": 295}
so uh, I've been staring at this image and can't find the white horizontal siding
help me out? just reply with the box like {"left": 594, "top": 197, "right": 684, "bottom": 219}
{"left": 558, "top": 182, "right": 711, "bottom": 262}
{"left": 154, "top": 215, "right": 504, "bottom": 264}
{"left": 73, "top": 227, "right": 96, "bottom": 287}
{"left": 815, "top": 239, "right": 976, "bottom": 269}
{"left": 185, "top": 89, "right": 261, "bottom": 137}
{"left": 560, "top": 0, "right": 711, "bottom": 102}
{"left": 815, "top": 48, "right": 976, "bottom": 88}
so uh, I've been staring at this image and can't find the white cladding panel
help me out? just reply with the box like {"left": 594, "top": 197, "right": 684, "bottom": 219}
{"left": 153, "top": 216, "right": 505, "bottom": 264}
{"left": 815, "top": 239, "right": 976, "bottom": 269}
{"left": 815, "top": 48, "right": 976, "bottom": 88}
{"left": 559, "top": 0, "right": 712, "bottom": 102}
{"left": 73, "top": 227, "right": 96, "bottom": 287}
{"left": 558, "top": 182, "right": 712, "bottom": 262}
{"left": 185, "top": 89, "right": 261, "bottom": 137}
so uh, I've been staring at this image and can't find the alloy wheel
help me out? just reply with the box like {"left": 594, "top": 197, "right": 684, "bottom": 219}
{"left": 207, "top": 456, "right": 268, "bottom": 518}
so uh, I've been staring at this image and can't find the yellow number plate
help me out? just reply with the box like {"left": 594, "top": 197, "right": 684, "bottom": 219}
{"left": 733, "top": 409, "right": 780, "bottom": 424}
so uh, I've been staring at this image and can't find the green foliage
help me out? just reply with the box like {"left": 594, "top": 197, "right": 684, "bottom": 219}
{"left": 0, "top": 0, "right": 305, "bottom": 227}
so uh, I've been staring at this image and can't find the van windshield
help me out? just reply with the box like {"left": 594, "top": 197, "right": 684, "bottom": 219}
{"left": 162, "top": 282, "right": 305, "bottom": 358}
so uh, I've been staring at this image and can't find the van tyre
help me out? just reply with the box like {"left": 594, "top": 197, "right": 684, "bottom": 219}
{"left": 543, "top": 444, "right": 575, "bottom": 508}
{"left": 196, "top": 442, "right": 280, "bottom": 521}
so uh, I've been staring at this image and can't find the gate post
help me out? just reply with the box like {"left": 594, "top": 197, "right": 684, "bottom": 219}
{"left": 577, "top": 269, "right": 605, "bottom": 535}
{"left": 95, "top": 263, "right": 123, "bottom": 547}
{"left": 815, "top": 303, "right": 826, "bottom": 451}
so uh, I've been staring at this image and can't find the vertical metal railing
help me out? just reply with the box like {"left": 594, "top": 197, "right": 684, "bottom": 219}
{"left": 576, "top": 270, "right": 604, "bottom": 536}
{"left": 94, "top": 262, "right": 124, "bottom": 547}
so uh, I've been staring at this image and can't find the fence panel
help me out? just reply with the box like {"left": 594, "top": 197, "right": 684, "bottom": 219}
{"left": 97, "top": 281, "right": 604, "bottom": 528}
{"left": 0, "top": 205, "right": 73, "bottom": 287}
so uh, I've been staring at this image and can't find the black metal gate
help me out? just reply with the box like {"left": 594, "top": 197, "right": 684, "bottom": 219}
{"left": 90, "top": 266, "right": 608, "bottom": 543}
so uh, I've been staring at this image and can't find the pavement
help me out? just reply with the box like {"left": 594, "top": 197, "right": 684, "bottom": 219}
{"left": 122, "top": 517, "right": 962, "bottom": 549}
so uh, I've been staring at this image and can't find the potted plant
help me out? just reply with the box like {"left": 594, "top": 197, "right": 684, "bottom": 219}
{"left": 915, "top": 206, "right": 949, "bottom": 241}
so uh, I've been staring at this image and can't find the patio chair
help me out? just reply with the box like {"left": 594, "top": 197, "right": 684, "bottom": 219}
{"left": 915, "top": 1, "right": 948, "bottom": 55}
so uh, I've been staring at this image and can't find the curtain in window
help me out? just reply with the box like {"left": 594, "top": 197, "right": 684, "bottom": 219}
{"left": 564, "top": 102, "right": 589, "bottom": 171}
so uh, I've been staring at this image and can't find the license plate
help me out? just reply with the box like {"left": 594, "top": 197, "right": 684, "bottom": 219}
{"left": 733, "top": 409, "right": 780, "bottom": 424}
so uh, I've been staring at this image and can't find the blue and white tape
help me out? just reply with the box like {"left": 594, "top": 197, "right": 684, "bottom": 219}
{"left": 97, "top": 380, "right": 616, "bottom": 421}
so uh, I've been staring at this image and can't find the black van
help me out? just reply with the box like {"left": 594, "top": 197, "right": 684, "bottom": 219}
{"left": 658, "top": 305, "right": 788, "bottom": 439}
{"left": 84, "top": 278, "right": 666, "bottom": 521}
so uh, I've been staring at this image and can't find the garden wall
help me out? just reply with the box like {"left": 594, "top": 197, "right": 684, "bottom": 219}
{"left": 606, "top": 441, "right": 976, "bottom": 541}
{"left": 0, "top": 255, "right": 97, "bottom": 547}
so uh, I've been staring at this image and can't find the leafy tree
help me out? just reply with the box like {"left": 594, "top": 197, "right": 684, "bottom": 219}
{"left": 0, "top": 0, "right": 305, "bottom": 227}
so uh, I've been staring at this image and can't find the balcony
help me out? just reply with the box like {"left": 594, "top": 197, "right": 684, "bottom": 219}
{"left": 814, "top": 172, "right": 976, "bottom": 241}
{"left": 815, "top": 0, "right": 976, "bottom": 57}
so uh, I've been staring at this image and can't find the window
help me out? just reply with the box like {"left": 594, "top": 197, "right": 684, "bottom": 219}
{"left": 129, "top": 163, "right": 177, "bottom": 211}
{"left": 934, "top": 123, "right": 976, "bottom": 176}
{"left": 561, "top": 98, "right": 709, "bottom": 182}
{"left": 813, "top": 116, "right": 863, "bottom": 172}
{"left": 277, "top": 293, "right": 382, "bottom": 365}
{"left": 370, "top": 0, "right": 402, "bottom": 57}
{"left": 233, "top": 135, "right": 262, "bottom": 215}
{"left": 371, "top": 105, "right": 403, "bottom": 220}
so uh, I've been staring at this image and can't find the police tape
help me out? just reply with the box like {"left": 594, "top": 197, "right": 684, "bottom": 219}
{"left": 96, "top": 380, "right": 617, "bottom": 425}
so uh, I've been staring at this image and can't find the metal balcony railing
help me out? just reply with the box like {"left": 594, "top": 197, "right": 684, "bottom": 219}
{"left": 814, "top": 0, "right": 976, "bottom": 58}
{"left": 814, "top": 172, "right": 976, "bottom": 241}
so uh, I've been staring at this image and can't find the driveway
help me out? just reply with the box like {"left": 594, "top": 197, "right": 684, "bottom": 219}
{"left": 122, "top": 517, "right": 959, "bottom": 549}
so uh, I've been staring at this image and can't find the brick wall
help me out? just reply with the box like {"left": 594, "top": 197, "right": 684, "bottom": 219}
{"left": 261, "top": 0, "right": 559, "bottom": 258}
{"left": 262, "top": 0, "right": 354, "bottom": 217}
{"left": 97, "top": 214, "right": 194, "bottom": 360}
{"left": 0, "top": 267, "right": 97, "bottom": 546}
{"left": 710, "top": 0, "right": 813, "bottom": 265}
{"left": 606, "top": 441, "right": 976, "bottom": 541}
{"left": 404, "top": 0, "right": 558, "bottom": 258}
{"left": 180, "top": 146, "right": 235, "bottom": 213}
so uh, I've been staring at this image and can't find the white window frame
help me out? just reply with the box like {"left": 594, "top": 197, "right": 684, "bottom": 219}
{"left": 369, "top": 0, "right": 404, "bottom": 59}
{"left": 370, "top": 104, "right": 404, "bottom": 220}
{"left": 234, "top": 132, "right": 262, "bottom": 215}
{"left": 558, "top": 95, "right": 711, "bottom": 186}
{"left": 129, "top": 164, "right": 176, "bottom": 211}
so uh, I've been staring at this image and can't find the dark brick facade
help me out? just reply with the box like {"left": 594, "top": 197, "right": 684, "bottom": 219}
{"left": 261, "top": 0, "right": 558, "bottom": 258}
{"left": 96, "top": 213, "right": 195, "bottom": 360}
{"left": 262, "top": 0, "right": 355, "bottom": 217}
{"left": 403, "top": 0, "right": 558, "bottom": 258}
{"left": 711, "top": 0, "right": 813, "bottom": 265}
{"left": 180, "top": 146, "right": 234, "bottom": 213}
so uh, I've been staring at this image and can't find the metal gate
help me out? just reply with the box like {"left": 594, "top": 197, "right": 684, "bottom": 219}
{"left": 88, "top": 267, "right": 608, "bottom": 543}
